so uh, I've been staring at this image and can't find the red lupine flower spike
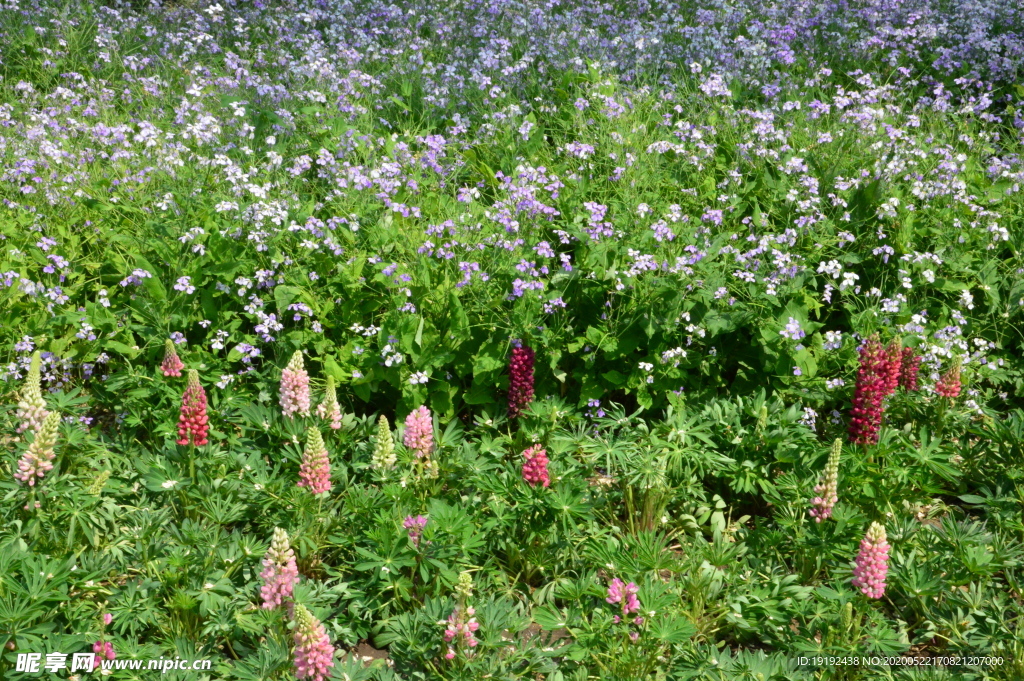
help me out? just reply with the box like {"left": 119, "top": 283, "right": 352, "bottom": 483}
{"left": 176, "top": 370, "right": 209, "bottom": 446}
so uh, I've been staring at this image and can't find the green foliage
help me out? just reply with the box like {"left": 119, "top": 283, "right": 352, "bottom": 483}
{"left": 0, "top": 1, "right": 1022, "bottom": 679}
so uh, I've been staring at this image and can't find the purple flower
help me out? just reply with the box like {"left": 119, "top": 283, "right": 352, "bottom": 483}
{"left": 780, "top": 317, "right": 805, "bottom": 340}
{"left": 403, "top": 515, "right": 428, "bottom": 547}
{"left": 173, "top": 276, "right": 195, "bottom": 294}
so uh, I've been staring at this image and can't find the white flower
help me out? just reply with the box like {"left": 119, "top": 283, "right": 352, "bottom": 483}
{"left": 839, "top": 272, "right": 860, "bottom": 291}
{"left": 162, "top": 480, "right": 178, "bottom": 489}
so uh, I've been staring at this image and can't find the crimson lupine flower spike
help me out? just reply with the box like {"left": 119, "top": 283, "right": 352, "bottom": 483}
{"left": 16, "top": 351, "right": 49, "bottom": 434}
{"left": 403, "top": 406, "right": 434, "bottom": 459}
{"left": 935, "top": 358, "right": 962, "bottom": 398}
{"left": 899, "top": 347, "right": 922, "bottom": 391}
{"left": 848, "top": 335, "right": 887, "bottom": 446}
{"left": 161, "top": 339, "right": 184, "bottom": 377}
{"left": 507, "top": 341, "right": 535, "bottom": 419}
{"left": 521, "top": 444, "right": 551, "bottom": 487}
{"left": 292, "top": 604, "right": 335, "bottom": 681}
{"left": 881, "top": 338, "right": 902, "bottom": 397}
{"left": 280, "top": 350, "right": 311, "bottom": 419}
{"left": 851, "top": 522, "right": 890, "bottom": 599}
{"left": 15, "top": 411, "right": 61, "bottom": 486}
{"left": 316, "top": 375, "right": 342, "bottom": 430}
{"left": 260, "top": 527, "right": 300, "bottom": 610}
{"left": 298, "top": 427, "right": 332, "bottom": 495}
{"left": 176, "top": 370, "right": 209, "bottom": 446}
{"left": 809, "top": 439, "right": 842, "bottom": 523}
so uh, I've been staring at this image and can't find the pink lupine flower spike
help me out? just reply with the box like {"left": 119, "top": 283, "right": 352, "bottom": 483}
{"left": 852, "top": 521, "right": 890, "bottom": 599}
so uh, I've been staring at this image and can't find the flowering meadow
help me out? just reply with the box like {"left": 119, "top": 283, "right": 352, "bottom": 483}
{"left": 2, "top": 0, "right": 1024, "bottom": 679}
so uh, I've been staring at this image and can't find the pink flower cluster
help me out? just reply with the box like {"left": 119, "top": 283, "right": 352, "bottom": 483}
{"left": 851, "top": 522, "right": 890, "bottom": 599}
{"left": 176, "top": 370, "right": 209, "bottom": 446}
{"left": 443, "top": 605, "right": 480, "bottom": 659}
{"left": 521, "top": 444, "right": 550, "bottom": 487}
{"left": 935, "top": 360, "right": 962, "bottom": 398}
{"left": 292, "top": 604, "right": 335, "bottom": 681}
{"left": 403, "top": 406, "right": 434, "bottom": 459}
{"left": 606, "top": 578, "right": 641, "bottom": 624}
{"left": 899, "top": 347, "right": 922, "bottom": 391}
{"left": 280, "top": 350, "right": 311, "bottom": 419}
{"left": 403, "top": 515, "right": 428, "bottom": 548}
{"left": 298, "top": 428, "right": 332, "bottom": 495}
{"left": 507, "top": 342, "right": 535, "bottom": 419}
{"left": 92, "top": 640, "right": 115, "bottom": 666}
{"left": 161, "top": 339, "right": 184, "bottom": 377}
{"left": 847, "top": 335, "right": 890, "bottom": 446}
{"left": 260, "top": 528, "right": 300, "bottom": 610}
{"left": 92, "top": 612, "right": 115, "bottom": 668}
{"left": 15, "top": 411, "right": 60, "bottom": 486}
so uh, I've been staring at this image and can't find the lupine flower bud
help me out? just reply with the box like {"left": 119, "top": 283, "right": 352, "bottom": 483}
{"left": 259, "top": 528, "right": 300, "bottom": 610}
{"left": 935, "top": 358, "right": 962, "bottom": 398}
{"left": 443, "top": 571, "right": 479, "bottom": 660}
{"left": 881, "top": 338, "right": 903, "bottom": 397}
{"left": 403, "top": 406, "right": 434, "bottom": 459}
{"left": 16, "top": 351, "right": 49, "bottom": 434}
{"left": 848, "top": 335, "right": 887, "bottom": 445}
{"left": 455, "top": 570, "right": 474, "bottom": 600}
{"left": 371, "top": 415, "right": 397, "bottom": 470}
{"left": 87, "top": 469, "right": 112, "bottom": 495}
{"left": 521, "top": 444, "right": 550, "bottom": 487}
{"left": 280, "top": 350, "right": 311, "bottom": 419}
{"left": 176, "top": 370, "right": 209, "bottom": 446}
{"left": 507, "top": 342, "right": 536, "bottom": 419}
{"left": 298, "top": 427, "right": 332, "bottom": 495}
{"left": 809, "top": 439, "right": 842, "bottom": 522}
{"left": 103, "top": 613, "right": 113, "bottom": 626}
{"left": 292, "top": 604, "right": 335, "bottom": 681}
{"left": 899, "top": 347, "right": 922, "bottom": 391}
{"left": 403, "top": 515, "right": 428, "bottom": 548}
{"left": 161, "top": 339, "right": 184, "bottom": 377}
{"left": 851, "top": 522, "right": 889, "bottom": 599}
{"left": 15, "top": 411, "right": 61, "bottom": 486}
{"left": 606, "top": 577, "right": 641, "bottom": 622}
{"left": 315, "top": 376, "right": 342, "bottom": 429}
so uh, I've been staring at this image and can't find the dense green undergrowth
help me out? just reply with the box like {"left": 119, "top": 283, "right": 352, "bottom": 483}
{"left": 1, "top": 0, "right": 1023, "bottom": 679}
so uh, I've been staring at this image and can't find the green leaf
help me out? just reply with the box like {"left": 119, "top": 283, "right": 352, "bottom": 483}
{"left": 533, "top": 605, "right": 568, "bottom": 630}
{"left": 602, "top": 370, "right": 626, "bottom": 386}
{"left": 472, "top": 340, "right": 504, "bottom": 375}
{"left": 274, "top": 285, "right": 302, "bottom": 314}
{"left": 447, "top": 291, "right": 470, "bottom": 340}
{"left": 414, "top": 316, "right": 424, "bottom": 347}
